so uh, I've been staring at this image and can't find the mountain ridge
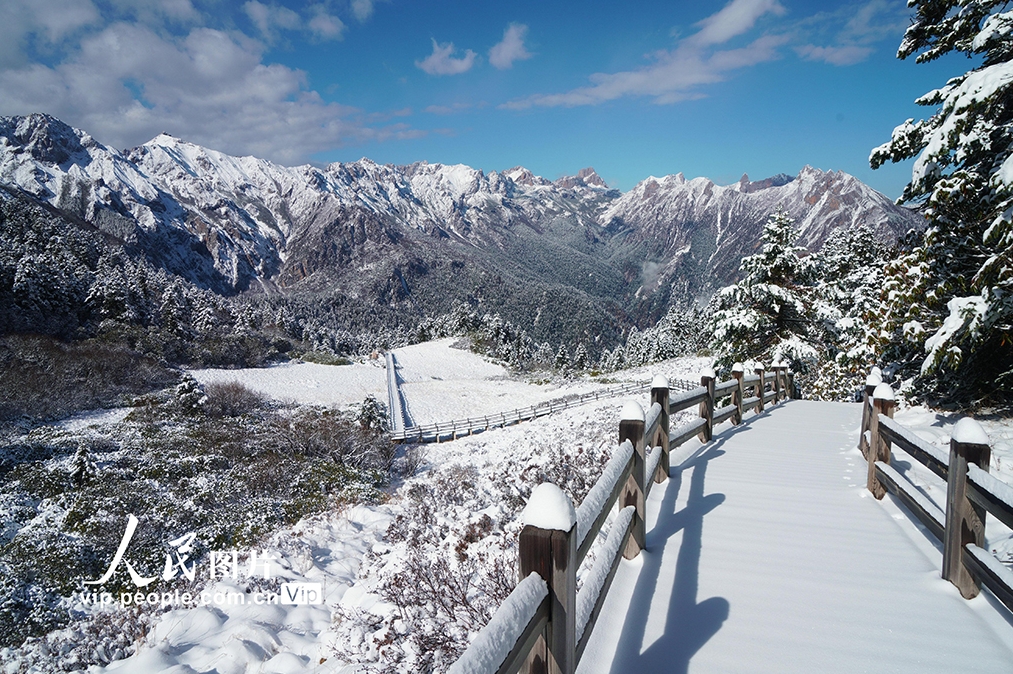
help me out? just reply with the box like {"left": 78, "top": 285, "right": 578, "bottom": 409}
{"left": 0, "top": 113, "right": 924, "bottom": 342}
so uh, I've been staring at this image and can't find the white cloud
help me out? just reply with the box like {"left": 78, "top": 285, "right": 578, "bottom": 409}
{"left": 351, "top": 0, "right": 375, "bottom": 22}
{"left": 840, "top": 0, "right": 908, "bottom": 45}
{"left": 503, "top": 0, "right": 786, "bottom": 109}
{"left": 108, "top": 0, "right": 200, "bottom": 24}
{"left": 0, "top": 0, "right": 100, "bottom": 67}
{"left": 424, "top": 102, "right": 472, "bottom": 115}
{"left": 796, "top": 44, "right": 872, "bottom": 66}
{"left": 415, "top": 39, "right": 477, "bottom": 76}
{"left": 789, "top": 0, "right": 907, "bottom": 67}
{"left": 241, "top": 2, "right": 345, "bottom": 43}
{"left": 243, "top": 1, "right": 300, "bottom": 41}
{"left": 689, "top": 0, "right": 785, "bottom": 48}
{"left": 489, "top": 23, "right": 532, "bottom": 70}
{"left": 307, "top": 7, "right": 346, "bottom": 41}
{"left": 0, "top": 22, "right": 412, "bottom": 164}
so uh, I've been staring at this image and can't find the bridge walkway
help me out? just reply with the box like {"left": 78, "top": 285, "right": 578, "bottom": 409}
{"left": 578, "top": 400, "right": 1013, "bottom": 673}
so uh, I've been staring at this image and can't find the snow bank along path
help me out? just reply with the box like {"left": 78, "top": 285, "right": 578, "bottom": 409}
{"left": 578, "top": 400, "right": 1013, "bottom": 673}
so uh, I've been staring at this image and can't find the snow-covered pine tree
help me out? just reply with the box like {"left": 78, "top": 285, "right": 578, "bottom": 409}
{"left": 809, "top": 225, "right": 888, "bottom": 400}
{"left": 573, "top": 342, "right": 590, "bottom": 370}
{"left": 554, "top": 344, "right": 570, "bottom": 371}
{"left": 870, "top": 0, "right": 1013, "bottom": 405}
{"left": 709, "top": 207, "right": 828, "bottom": 381}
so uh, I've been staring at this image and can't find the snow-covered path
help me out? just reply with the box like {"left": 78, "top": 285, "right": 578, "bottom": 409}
{"left": 579, "top": 400, "right": 1013, "bottom": 673}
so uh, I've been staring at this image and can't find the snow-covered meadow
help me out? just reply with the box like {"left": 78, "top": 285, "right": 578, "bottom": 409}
{"left": 189, "top": 359, "right": 388, "bottom": 410}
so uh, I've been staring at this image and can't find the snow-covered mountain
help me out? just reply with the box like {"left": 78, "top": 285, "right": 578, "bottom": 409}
{"left": 0, "top": 113, "right": 922, "bottom": 328}
{"left": 602, "top": 167, "right": 922, "bottom": 296}
{"left": 0, "top": 114, "right": 618, "bottom": 292}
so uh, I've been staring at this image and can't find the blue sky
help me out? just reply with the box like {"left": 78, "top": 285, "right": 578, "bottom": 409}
{"left": 0, "top": 0, "right": 968, "bottom": 199}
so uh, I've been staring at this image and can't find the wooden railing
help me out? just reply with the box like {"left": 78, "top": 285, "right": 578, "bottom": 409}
{"left": 390, "top": 378, "right": 699, "bottom": 444}
{"left": 449, "top": 362, "right": 792, "bottom": 674}
{"left": 859, "top": 375, "right": 1013, "bottom": 611}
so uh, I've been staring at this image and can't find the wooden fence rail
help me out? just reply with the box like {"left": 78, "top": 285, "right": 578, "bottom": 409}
{"left": 449, "top": 362, "right": 791, "bottom": 674}
{"left": 391, "top": 377, "right": 699, "bottom": 444}
{"left": 859, "top": 376, "right": 1013, "bottom": 611}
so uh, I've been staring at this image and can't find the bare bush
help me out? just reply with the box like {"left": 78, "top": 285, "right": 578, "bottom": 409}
{"left": 391, "top": 445, "right": 428, "bottom": 479}
{"left": 274, "top": 407, "right": 394, "bottom": 471}
{"left": 0, "top": 335, "right": 176, "bottom": 424}
{"left": 202, "top": 380, "right": 264, "bottom": 417}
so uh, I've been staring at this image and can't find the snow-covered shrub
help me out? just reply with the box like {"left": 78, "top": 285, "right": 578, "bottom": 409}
{"left": 0, "top": 334, "right": 176, "bottom": 423}
{"left": 390, "top": 445, "right": 427, "bottom": 479}
{"left": 0, "top": 564, "right": 68, "bottom": 649}
{"left": 0, "top": 395, "right": 398, "bottom": 657}
{"left": 336, "top": 422, "right": 615, "bottom": 672}
{"left": 0, "top": 602, "right": 159, "bottom": 671}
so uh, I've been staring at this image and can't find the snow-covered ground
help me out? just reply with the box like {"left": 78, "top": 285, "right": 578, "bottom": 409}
{"left": 100, "top": 506, "right": 392, "bottom": 674}
{"left": 392, "top": 337, "right": 705, "bottom": 426}
{"left": 71, "top": 348, "right": 707, "bottom": 674}
{"left": 188, "top": 338, "right": 703, "bottom": 430}
{"left": 13, "top": 342, "right": 1013, "bottom": 674}
{"left": 391, "top": 338, "right": 571, "bottom": 426}
{"left": 189, "top": 359, "right": 388, "bottom": 409}
{"left": 893, "top": 405, "right": 1013, "bottom": 562}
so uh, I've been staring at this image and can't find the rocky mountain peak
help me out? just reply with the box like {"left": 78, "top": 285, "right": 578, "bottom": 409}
{"left": 737, "top": 172, "right": 796, "bottom": 194}
{"left": 576, "top": 167, "right": 607, "bottom": 187}
{"left": 0, "top": 113, "right": 100, "bottom": 166}
{"left": 554, "top": 167, "right": 608, "bottom": 189}
{"left": 502, "top": 166, "right": 551, "bottom": 187}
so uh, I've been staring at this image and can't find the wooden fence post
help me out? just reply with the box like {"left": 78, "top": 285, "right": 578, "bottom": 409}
{"left": 786, "top": 370, "right": 795, "bottom": 399}
{"left": 943, "top": 418, "right": 992, "bottom": 599}
{"left": 519, "top": 483, "right": 577, "bottom": 674}
{"left": 731, "top": 362, "right": 744, "bottom": 425}
{"left": 620, "top": 402, "right": 646, "bottom": 559}
{"left": 698, "top": 369, "right": 715, "bottom": 442}
{"left": 754, "top": 363, "right": 765, "bottom": 412}
{"left": 651, "top": 375, "right": 670, "bottom": 483}
{"left": 858, "top": 371, "right": 881, "bottom": 459}
{"left": 772, "top": 361, "right": 783, "bottom": 402}
{"left": 866, "top": 383, "right": 895, "bottom": 500}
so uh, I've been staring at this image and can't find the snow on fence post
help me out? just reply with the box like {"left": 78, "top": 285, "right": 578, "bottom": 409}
{"left": 651, "top": 375, "right": 670, "bottom": 483}
{"left": 699, "top": 369, "right": 715, "bottom": 442}
{"left": 753, "top": 363, "right": 765, "bottom": 412}
{"left": 619, "top": 402, "right": 646, "bottom": 559}
{"left": 859, "top": 370, "right": 882, "bottom": 459}
{"left": 518, "top": 484, "right": 577, "bottom": 674}
{"left": 731, "top": 363, "right": 744, "bottom": 425}
{"left": 943, "top": 418, "right": 992, "bottom": 600}
{"left": 866, "top": 383, "right": 896, "bottom": 500}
